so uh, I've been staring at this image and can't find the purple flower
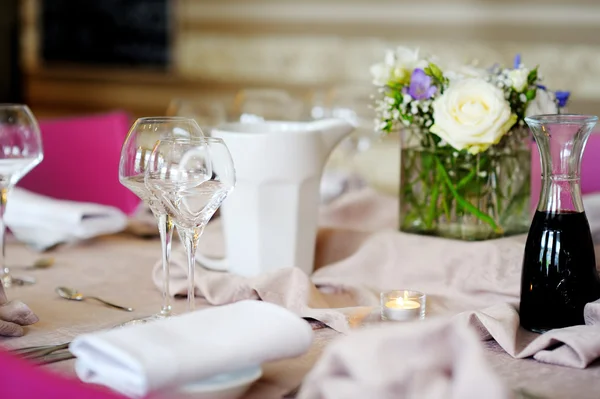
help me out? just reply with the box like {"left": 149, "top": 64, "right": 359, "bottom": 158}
{"left": 408, "top": 69, "right": 437, "bottom": 100}
{"left": 536, "top": 84, "right": 547, "bottom": 91}
{"left": 513, "top": 53, "right": 522, "bottom": 69}
{"left": 555, "top": 91, "right": 570, "bottom": 107}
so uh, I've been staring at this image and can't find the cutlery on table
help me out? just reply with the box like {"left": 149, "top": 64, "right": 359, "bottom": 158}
{"left": 9, "top": 342, "right": 70, "bottom": 355}
{"left": 26, "top": 257, "right": 55, "bottom": 270}
{"left": 55, "top": 287, "right": 134, "bottom": 312}
{"left": 12, "top": 343, "right": 71, "bottom": 360}
{"left": 8, "top": 257, "right": 55, "bottom": 271}
{"left": 32, "top": 350, "right": 75, "bottom": 365}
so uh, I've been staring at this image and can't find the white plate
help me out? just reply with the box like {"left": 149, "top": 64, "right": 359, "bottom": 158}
{"left": 177, "top": 366, "right": 262, "bottom": 399}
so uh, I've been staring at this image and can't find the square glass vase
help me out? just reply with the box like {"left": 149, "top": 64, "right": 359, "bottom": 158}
{"left": 399, "top": 127, "right": 531, "bottom": 241}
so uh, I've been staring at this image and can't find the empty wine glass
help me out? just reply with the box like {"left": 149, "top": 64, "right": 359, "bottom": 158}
{"left": 119, "top": 117, "right": 205, "bottom": 323}
{"left": 166, "top": 98, "right": 227, "bottom": 135}
{"left": 145, "top": 137, "right": 235, "bottom": 311}
{"left": 0, "top": 104, "right": 43, "bottom": 288}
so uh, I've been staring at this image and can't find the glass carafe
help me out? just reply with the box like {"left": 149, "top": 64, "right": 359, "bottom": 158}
{"left": 521, "top": 114, "right": 600, "bottom": 333}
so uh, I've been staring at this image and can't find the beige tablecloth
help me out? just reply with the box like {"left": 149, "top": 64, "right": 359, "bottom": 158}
{"left": 1, "top": 190, "right": 600, "bottom": 398}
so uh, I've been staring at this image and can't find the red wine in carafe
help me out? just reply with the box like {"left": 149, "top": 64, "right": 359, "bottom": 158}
{"left": 520, "top": 210, "right": 600, "bottom": 332}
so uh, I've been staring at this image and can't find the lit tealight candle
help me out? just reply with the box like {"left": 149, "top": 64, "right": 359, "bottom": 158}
{"left": 380, "top": 290, "right": 426, "bottom": 321}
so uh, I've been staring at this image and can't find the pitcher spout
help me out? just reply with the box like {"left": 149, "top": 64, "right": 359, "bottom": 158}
{"left": 308, "top": 118, "right": 355, "bottom": 156}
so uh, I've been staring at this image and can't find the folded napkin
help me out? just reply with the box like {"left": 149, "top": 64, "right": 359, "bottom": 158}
{"left": 152, "top": 188, "right": 600, "bottom": 335}
{"left": 153, "top": 225, "right": 525, "bottom": 333}
{"left": 455, "top": 300, "right": 600, "bottom": 369}
{"left": 5, "top": 188, "right": 127, "bottom": 251}
{"left": 70, "top": 300, "right": 313, "bottom": 398}
{"left": 297, "top": 318, "right": 510, "bottom": 399}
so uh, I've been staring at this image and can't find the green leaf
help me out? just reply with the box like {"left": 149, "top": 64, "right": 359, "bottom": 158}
{"left": 435, "top": 158, "right": 503, "bottom": 234}
{"left": 424, "top": 63, "right": 446, "bottom": 84}
{"left": 525, "top": 88, "right": 536, "bottom": 101}
{"left": 527, "top": 67, "right": 538, "bottom": 84}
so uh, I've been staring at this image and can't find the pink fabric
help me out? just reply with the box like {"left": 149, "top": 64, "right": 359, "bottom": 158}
{"left": 18, "top": 111, "right": 140, "bottom": 215}
{"left": 531, "top": 132, "right": 600, "bottom": 210}
{"left": 0, "top": 349, "right": 128, "bottom": 399}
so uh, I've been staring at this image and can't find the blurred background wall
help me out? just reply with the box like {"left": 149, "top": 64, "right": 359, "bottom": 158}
{"left": 12, "top": 0, "right": 600, "bottom": 119}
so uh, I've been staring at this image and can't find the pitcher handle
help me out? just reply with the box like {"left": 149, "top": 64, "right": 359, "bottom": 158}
{"left": 195, "top": 253, "right": 228, "bottom": 272}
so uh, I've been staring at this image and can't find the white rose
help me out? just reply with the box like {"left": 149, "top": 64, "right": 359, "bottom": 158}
{"left": 430, "top": 78, "right": 517, "bottom": 154}
{"left": 508, "top": 68, "right": 529, "bottom": 92}
{"left": 525, "top": 88, "right": 558, "bottom": 117}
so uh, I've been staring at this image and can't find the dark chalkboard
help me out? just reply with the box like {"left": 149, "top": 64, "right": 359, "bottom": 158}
{"left": 41, "top": 0, "right": 170, "bottom": 68}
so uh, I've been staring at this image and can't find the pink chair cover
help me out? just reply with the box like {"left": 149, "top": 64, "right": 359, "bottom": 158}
{"left": 531, "top": 132, "right": 600, "bottom": 210}
{"left": 0, "top": 349, "right": 127, "bottom": 399}
{"left": 18, "top": 111, "right": 140, "bottom": 215}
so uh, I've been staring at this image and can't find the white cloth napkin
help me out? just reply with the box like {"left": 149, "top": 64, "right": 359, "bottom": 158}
{"left": 298, "top": 318, "right": 510, "bottom": 399}
{"left": 5, "top": 188, "right": 127, "bottom": 250}
{"left": 70, "top": 300, "right": 314, "bottom": 398}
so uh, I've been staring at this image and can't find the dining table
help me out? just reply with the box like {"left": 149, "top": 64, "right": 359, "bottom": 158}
{"left": 2, "top": 229, "right": 600, "bottom": 399}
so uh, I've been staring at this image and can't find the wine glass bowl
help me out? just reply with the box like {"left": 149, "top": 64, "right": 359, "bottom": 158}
{"left": 0, "top": 104, "right": 44, "bottom": 287}
{"left": 118, "top": 117, "right": 205, "bottom": 322}
{"left": 145, "top": 137, "right": 235, "bottom": 310}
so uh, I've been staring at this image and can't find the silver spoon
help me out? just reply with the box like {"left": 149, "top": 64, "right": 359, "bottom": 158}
{"left": 55, "top": 287, "right": 134, "bottom": 312}
{"left": 28, "top": 257, "right": 55, "bottom": 270}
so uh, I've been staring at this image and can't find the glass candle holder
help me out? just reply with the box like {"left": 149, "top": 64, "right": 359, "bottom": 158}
{"left": 380, "top": 290, "right": 426, "bottom": 321}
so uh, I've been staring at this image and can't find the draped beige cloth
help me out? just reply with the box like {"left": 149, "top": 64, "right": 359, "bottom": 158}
{"left": 2, "top": 189, "right": 600, "bottom": 398}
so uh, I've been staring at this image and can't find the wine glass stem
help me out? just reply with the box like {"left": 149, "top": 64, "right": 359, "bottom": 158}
{"left": 0, "top": 188, "right": 10, "bottom": 288}
{"left": 157, "top": 213, "right": 174, "bottom": 317}
{"left": 179, "top": 226, "right": 203, "bottom": 312}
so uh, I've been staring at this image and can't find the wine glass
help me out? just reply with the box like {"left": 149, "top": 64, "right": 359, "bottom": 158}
{"left": 119, "top": 117, "right": 205, "bottom": 323}
{"left": 145, "top": 137, "right": 235, "bottom": 311}
{"left": 166, "top": 98, "right": 227, "bottom": 135}
{"left": 0, "top": 105, "right": 43, "bottom": 288}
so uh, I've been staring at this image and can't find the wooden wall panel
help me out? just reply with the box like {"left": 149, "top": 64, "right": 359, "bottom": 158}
{"left": 19, "top": 0, "right": 600, "bottom": 118}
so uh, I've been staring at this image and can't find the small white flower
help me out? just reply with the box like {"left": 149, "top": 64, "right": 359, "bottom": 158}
{"left": 394, "top": 46, "right": 428, "bottom": 70}
{"left": 370, "top": 62, "right": 392, "bottom": 86}
{"left": 508, "top": 68, "right": 529, "bottom": 92}
{"left": 519, "top": 93, "right": 527, "bottom": 102}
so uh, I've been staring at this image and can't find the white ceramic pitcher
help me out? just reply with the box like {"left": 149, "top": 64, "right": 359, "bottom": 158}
{"left": 196, "top": 119, "right": 354, "bottom": 277}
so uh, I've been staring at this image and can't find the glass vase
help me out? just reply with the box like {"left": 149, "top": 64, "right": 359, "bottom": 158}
{"left": 399, "top": 126, "right": 531, "bottom": 240}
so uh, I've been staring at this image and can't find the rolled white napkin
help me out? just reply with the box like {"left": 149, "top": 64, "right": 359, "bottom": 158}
{"left": 70, "top": 300, "right": 314, "bottom": 398}
{"left": 5, "top": 188, "right": 127, "bottom": 251}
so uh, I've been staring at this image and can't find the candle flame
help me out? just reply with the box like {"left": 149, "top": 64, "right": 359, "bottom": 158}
{"left": 394, "top": 292, "right": 411, "bottom": 308}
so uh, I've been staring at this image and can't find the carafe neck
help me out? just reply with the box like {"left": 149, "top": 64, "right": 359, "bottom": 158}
{"left": 526, "top": 114, "right": 598, "bottom": 213}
